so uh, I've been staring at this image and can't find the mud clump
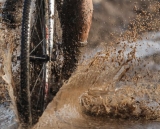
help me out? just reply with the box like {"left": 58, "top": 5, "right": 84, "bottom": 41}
{"left": 80, "top": 84, "right": 160, "bottom": 120}
{"left": 79, "top": 47, "right": 160, "bottom": 120}
{"left": 79, "top": 1, "right": 160, "bottom": 120}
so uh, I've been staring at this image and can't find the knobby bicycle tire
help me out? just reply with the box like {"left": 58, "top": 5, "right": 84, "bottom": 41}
{"left": 18, "top": 0, "right": 52, "bottom": 127}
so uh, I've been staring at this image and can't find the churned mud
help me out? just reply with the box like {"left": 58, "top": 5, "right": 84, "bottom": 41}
{"left": 0, "top": 25, "right": 20, "bottom": 128}
{"left": 0, "top": 29, "right": 21, "bottom": 128}
{"left": 2, "top": 0, "right": 160, "bottom": 129}
{"left": 0, "top": 0, "right": 21, "bottom": 127}
{"left": 33, "top": 1, "right": 160, "bottom": 128}
{"left": 33, "top": 34, "right": 160, "bottom": 128}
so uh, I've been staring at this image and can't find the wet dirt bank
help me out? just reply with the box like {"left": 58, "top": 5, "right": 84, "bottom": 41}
{"left": 0, "top": 27, "right": 20, "bottom": 129}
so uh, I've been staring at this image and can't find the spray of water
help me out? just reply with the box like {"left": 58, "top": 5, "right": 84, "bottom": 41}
{"left": 2, "top": 0, "right": 160, "bottom": 129}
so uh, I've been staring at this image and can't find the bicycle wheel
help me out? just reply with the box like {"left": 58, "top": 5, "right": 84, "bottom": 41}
{"left": 17, "top": 0, "right": 54, "bottom": 127}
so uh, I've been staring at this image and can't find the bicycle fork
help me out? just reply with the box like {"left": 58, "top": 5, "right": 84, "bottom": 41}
{"left": 44, "top": 0, "right": 55, "bottom": 104}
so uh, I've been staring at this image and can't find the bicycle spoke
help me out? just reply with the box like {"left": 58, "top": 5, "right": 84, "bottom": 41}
{"left": 30, "top": 2, "right": 45, "bottom": 54}
{"left": 31, "top": 0, "right": 43, "bottom": 36}
{"left": 35, "top": 25, "right": 41, "bottom": 41}
{"left": 19, "top": 0, "right": 52, "bottom": 125}
{"left": 36, "top": 83, "right": 43, "bottom": 109}
{"left": 30, "top": 63, "right": 44, "bottom": 96}
{"left": 30, "top": 38, "right": 44, "bottom": 54}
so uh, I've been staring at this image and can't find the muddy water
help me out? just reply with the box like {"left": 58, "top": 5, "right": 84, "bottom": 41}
{"left": 32, "top": 32, "right": 160, "bottom": 129}
{"left": 1, "top": 1, "right": 160, "bottom": 129}
{"left": 2, "top": 30, "right": 160, "bottom": 129}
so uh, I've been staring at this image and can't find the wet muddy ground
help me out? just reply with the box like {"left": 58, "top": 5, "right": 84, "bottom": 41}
{"left": 0, "top": 26, "right": 19, "bottom": 128}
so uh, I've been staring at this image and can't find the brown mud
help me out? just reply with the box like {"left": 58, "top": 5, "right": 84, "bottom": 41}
{"left": 0, "top": 0, "right": 21, "bottom": 127}
{"left": 2, "top": 0, "right": 160, "bottom": 129}
{"left": 33, "top": 1, "right": 160, "bottom": 128}
{"left": 33, "top": 45, "right": 160, "bottom": 128}
{"left": 0, "top": 23, "right": 20, "bottom": 128}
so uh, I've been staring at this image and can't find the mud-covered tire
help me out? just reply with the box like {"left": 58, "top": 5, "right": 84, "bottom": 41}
{"left": 18, "top": 0, "right": 49, "bottom": 127}
{"left": 18, "top": 0, "right": 31, "bottom": 127}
